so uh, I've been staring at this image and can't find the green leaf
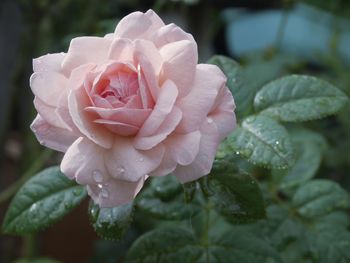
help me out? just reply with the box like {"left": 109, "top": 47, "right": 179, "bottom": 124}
{"left": 2, "top": 166, "right": 86, "bottom": 235}
{"left": 126, "top": 225, "right": 282, "bottom": 263}
{"left": 227, "top": 115, "right": 294, "bottom": 168}
{"left": 137, "top": 176, "right": 199, "bottom": 220}
{"left": 126, "top": 226, "right": 202, "bottom": 263}
{"left": 254, "top": 75, "right": 349, "bottom": 122}
{"left": 273, "top": 128, "right": 326, "bottom": 190}
{"left": 89, "top": 201, "right": 133, "bottom": 241}
{"left": 209, "top": 159, "right": 266, "bottom": 223}
{"left": 183, "top": 181, "right": 197, "bottom": 203}
{"left": 208, "top": 55, "right": 252, "bottom": 118}
{"left": 292, "top": 180, "right": 350, "bottom": 219}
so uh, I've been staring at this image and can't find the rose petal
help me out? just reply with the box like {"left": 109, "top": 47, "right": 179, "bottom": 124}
{"left": 138, "top": 80, "right": 178, "bottom": 137}
{"left": 176, "top": 64, "right": 226, "bottom": 133}
{"left": 68, "top": 87, "right": 113, "bottom": 149}
{"left": 33, "top": 53, "right": 65, "bottom": 73}
{"left": 150, "top": 130, "right": 201, "bottom": 176}
{"left": 114, "top": 10, "right": 164, "bottom": 40}
{"left": 209, "top": 87, "right": 236, "bottom": 140}
{"left": 94, "top": 119, "right": 139, "bottom": 136}
{"left": 173, "top": 121, "right": 220, "bottom": 183}
{"left": 152, "top": 23, "right": 195, "bottom": 48}
{"left": 87, "top": 176, "right": 145, "bottom": 207}
{"left": 30, "top": 71, "right": 68, "bottom": 107}
{"left": 30, "top": 115, "right": 77, "bottom": 152}
{"left": 134, "top": 39, "right": 163, "bottom": 75}
{"left": 61, "top": 137, "right": 108, "bottom": 184}
{"left": 105, "top": 136, "right": 165, "bottom": 182}
{"left": 62, "top": 37, "right": 111, "bottom": 75}
{"left": 108, "top": 38, "right": 134, "bottom": 62}
{"left": 134, "top": 106, "right": 182, "bottom": 150}
{"left": 85, "top": 107, "right": 151, "bottom": 128}
{"left": 159, "top": 39, "right": 197, "bottom": 97}
{"left": 33, "top": 97, "right": 69, "bottom": 129}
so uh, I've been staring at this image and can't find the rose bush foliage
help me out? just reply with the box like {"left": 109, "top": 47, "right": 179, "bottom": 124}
{"left": 29, "top": 10, "right": 236, "bottom": 207}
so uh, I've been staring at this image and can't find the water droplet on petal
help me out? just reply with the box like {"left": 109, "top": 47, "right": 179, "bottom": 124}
{"left": 100, "top": 188, "right": 109, "bottom": 199}
{"left": 207, "top": 117, "right": 213, "bottom": 124}
{"left": 93, "top": 170, "right": 103, "bottom": 183}
{"left": 116, "top": 167, "right": 125, "bottom": 175}
{"left": 97, "top": 184, "right": 103, "bottom": 189}
{"left": 138, "top": 157, "right": 144, "bottom": 162}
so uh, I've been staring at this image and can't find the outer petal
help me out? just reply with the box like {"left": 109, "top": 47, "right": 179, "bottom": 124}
{"left": 30, "top": 71, "right": 68, "bottom": 107}
{"left": 87, "top": 176, "right": 145, "bottom": 207}
{"left": 33, "top": 97, "right": 69, "bottom": 129}
{"left": 33, "top": 53, "right": 65, "bottom": 73}
{"left": 108, "top": 38, "right": 134, "bottom": 62}
{"left": 209, "top": 87, "right": 236, "bottom": 140}
{"left": 152, "top": 23, "right": 195, "bottom": 48}
{"left": 134, "top": 106, "right": 182, "bottom": 150}
{"left": 68, "top": 87, "right": 114, "bottom": 149}
{"left": 62, "top": 37, "right": 111, "bottom": 75}
{"left": 150, "top": 130, "right": 201, "bottom": 177}
{"left": 114, "top": 10, "right": 164, "bottom": 40}
{"left": 85, "top": 107, "right": 151, "bottom": 128}
{"left": 159, "top": 39, "right": 197, "bottom": 97}
{"left": 137, "top": 80, "right": 178, "bottom": 137}
{"left": 30, "top": 115, "right": 77, "bottom": 152}
{"left": 105, "top": 137, "right": 165, "bottom": 182}
{"left": 176, "top": 64, "right": 226, "bottom": 133}
{"left": 61, "top": 137, "right": 109, "bottom": 184}
{"left": 173, "top": 121, "right": 220, "bottom": 183}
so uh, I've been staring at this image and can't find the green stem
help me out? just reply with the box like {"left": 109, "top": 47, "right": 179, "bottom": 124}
{"left": 201, "top": 196, "right": 211, "bottom": 263}
{"left": 0, "top": 149, "right": 52, "bottom": 205}
{"left": 22, "top": 234, "right": 36, "bottom": 259}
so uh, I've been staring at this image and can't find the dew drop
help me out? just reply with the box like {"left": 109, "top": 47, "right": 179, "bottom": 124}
{"left": 207, "top": 117, "right": 213, "bottom": 124}
{"left": 93, "top": 170, "right": 103, "bottom": 183}
{"left": 138, "top": 157, "right": 144, "bottom": 162}
{"left": 116, "top": 167, "right": 125, "bottom": 175}
{"left": 29, "top": 203, "right": 37, "bottom": 212}
{"left": 100, "top": 188, "right": 109, "bottom": 199}
{"left": 97, "top": 184, "right": 103, "bottom": 189}
{"left": 235, "top": 151, "right": 240, "bottom": 155}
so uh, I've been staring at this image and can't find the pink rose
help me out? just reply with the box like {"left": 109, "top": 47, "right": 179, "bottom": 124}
{"left": 30, "top": 10, "right": 236, "bottom": 207}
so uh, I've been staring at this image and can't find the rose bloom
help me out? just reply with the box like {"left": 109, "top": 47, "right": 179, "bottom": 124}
{"left": 30, "top": 10, "right": 236, "bottom": 207}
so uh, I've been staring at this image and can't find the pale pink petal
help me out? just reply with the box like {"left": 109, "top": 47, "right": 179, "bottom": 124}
{"left": 176, "top": 64, "right": 226, "bottom": 133}
{"left": 85, "top": 107, "right": 151, "bottom": 128}
{"left": 105, "top": 137, "right": 165, "bottom": 182}
{"left": 87, "top": 176, "right": 146, "bottom": 207}
{"left": 68, "top": 87, "right": 113, "bottom": 149}
{"left": 62, "top": 37, "right": 112, "bottom": 74}
{"left": 165, "top": 130, "right": 201, "bottom": 166}
{"left": 68, "top": 63, "right": 96, "bottom": 90}
{"left": 173, "top": 121, "right": 220, "bottom": 183}
{"left": 159, "top": 39, "right": 197, "bottom": 97}
{"left": 138, "top": 54, "right": 160, "bottom": 102}
{"left": 114, "top": 10, "right": 164, "bottom": 40}
{"left": 209, "top": 87, "right": 236, "bottom": 140}
{"left": 94, "top": 119, "right": 139, "bottom": 136}
{"left": 30, "top": 115, "right": 77, "bottom": 152}
{"left": 30, "top": 71, "right": 68, "bottom": 107}
{"left": 61, "top": 137, "right": 109, "bottom": 184}
{"left": 152, "top": 23, "right": 194, "bottom": 48}
{"left": 33, "top": 53, "right": 65, "bottom": 73}
{"left": 134, "top": 106, "right": 182, "bottom": 150}
{"left": 134, "top": 39, "right": 163, "bottom": 75}
{"left": 138, "top": 80, "right": 178, "bottom": 137}
{"left": 108, "top": 38, "right": 134, "bottom": 62}
{"left": 150, "top": 130, "right": 201, "bottom": 177}
{"left": 33, "top": 97, "right": 69, "bottom": 129}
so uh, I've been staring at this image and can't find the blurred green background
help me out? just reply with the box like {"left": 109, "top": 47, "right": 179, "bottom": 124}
{"left": 1, "top": 0, "right": 350, "bottom": 262}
